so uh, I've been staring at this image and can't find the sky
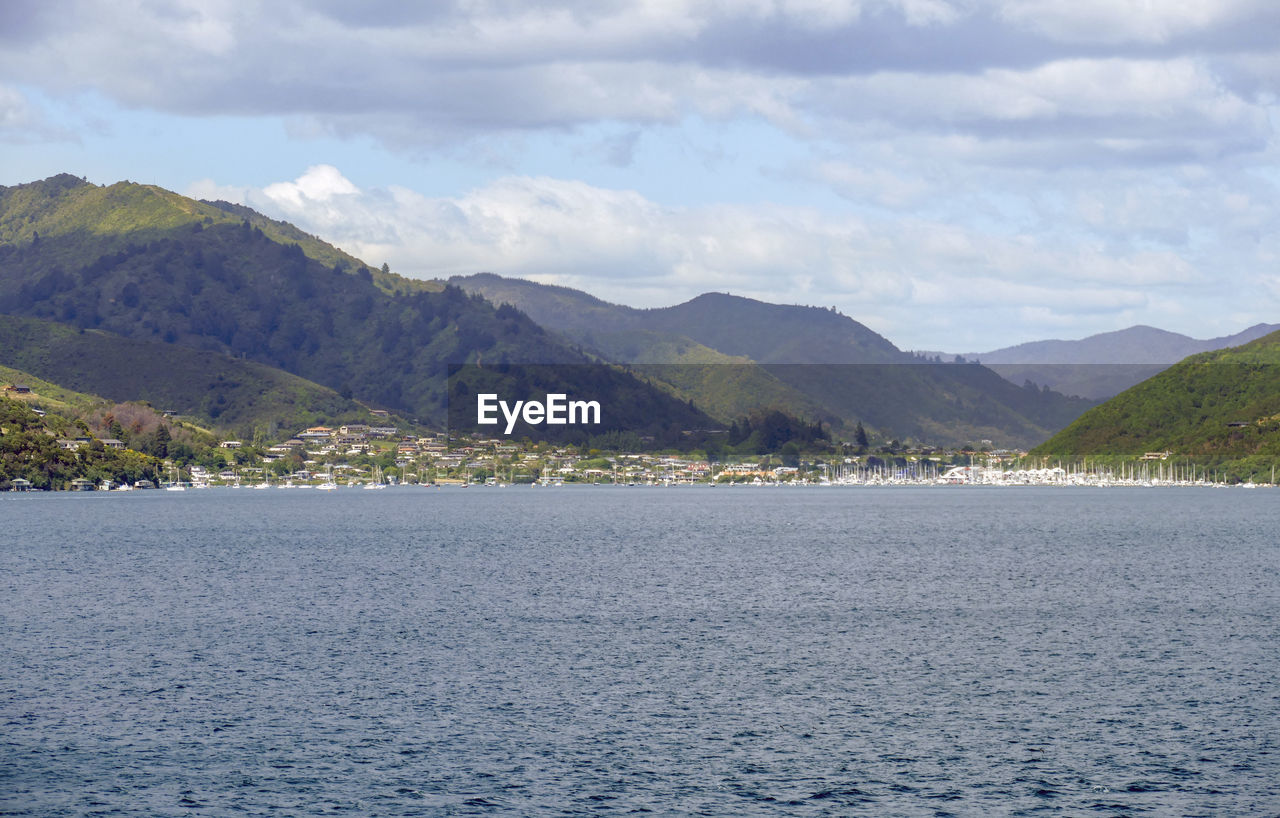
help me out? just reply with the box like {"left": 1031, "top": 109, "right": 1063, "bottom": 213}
{"left": 1, "top": 0, "right": 1278, "bottom": 352}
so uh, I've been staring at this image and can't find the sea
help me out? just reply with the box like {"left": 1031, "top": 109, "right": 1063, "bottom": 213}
{"left": 2, "top": 485, "right": 1278, "bottom": 816}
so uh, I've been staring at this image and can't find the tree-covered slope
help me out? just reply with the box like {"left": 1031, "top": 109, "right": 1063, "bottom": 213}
{"left": 452, "top": 272, "right": 1095, "bottom": 447}
{"left": 452, "top": 273, "right": 904, "bottom": 364}
{"left": 1034, "top": 330, "right": 1280, "bottom": 456}
{"left": 0, "top": 313, "right": 371, "bottom": 438}
{"left": 0, "top": 174, "right": 420, "bottom": 295}
{"left": 0, "top": 175, "right": 716, "bottom": 434}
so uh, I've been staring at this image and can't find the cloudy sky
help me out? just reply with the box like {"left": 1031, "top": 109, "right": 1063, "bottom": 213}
{"left": 1, "top": 0, "right": 1277, "bottom": 351}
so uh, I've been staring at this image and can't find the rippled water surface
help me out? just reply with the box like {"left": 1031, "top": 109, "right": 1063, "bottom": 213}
{"left": 2, "top": 486, "right": 1278, "bottom": 816}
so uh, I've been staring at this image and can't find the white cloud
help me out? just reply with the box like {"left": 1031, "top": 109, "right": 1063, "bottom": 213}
{"left": 262, "top": 164, "right": 360, "bottom": 207}
{"left": 0, "top": 84, "right": 35, "bottom": 131}
{"left": 194, "top": 166, "right": 1280, "bottom": 350}
{"left": 996, "top": 0, "right": 1269, "bottom": 45}
{"left": 810, "top": 57, "right": 1267, "bottom": 162}
{"left": 815, "top": 160, "right": 933, "bottom": 208}
{"left": 1, "top": 0, "right": 1274, "bottom": 161}
{"left": 7, "top": 1, "right": 1280, "bottom": 349}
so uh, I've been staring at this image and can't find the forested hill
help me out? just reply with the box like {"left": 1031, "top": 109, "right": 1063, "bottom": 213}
{"left": 0, "top": 313, "right": 370, "bottom": 438}
{"left": 0, "top": 173, "right": 426, "bottom": 295}
{"left": 451, "top": 272, "right": 906, "bottom": 364}
{"left": 0, "top": 175, "right": 709, "bottom": 433}
{"left": 452, "top": 272, "right": 1097, "bottom": 448}
{"left": 1034, "top": 330, "right": 1280, "bottom": 457}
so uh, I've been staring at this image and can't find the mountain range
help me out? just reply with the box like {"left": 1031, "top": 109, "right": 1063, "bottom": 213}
{"left": 3, "top": 173, "right": 1275, "bottom": 454}
{"left": 958, "top": 324, "right": 1280, "bottom": 399}
{"left": 450, "top": 273, "right": 1095, "bottom": 448}
{"left": 0, "top": 174, "right": 713, "bottom": 444}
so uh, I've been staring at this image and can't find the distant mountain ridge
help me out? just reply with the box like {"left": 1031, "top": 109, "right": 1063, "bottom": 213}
{"left": 971, "top": 323, "right": 1280, "bottom": 366}
{"left": 449, "top": 273, "right": 905, "bottom": 364}
{"left": 452, "top": 273, "right": 1095, "bottom": 448}
{"left": 921, "top": 323, "right": 1280, "bottom": 399}
{"left": 14, "top": 174, "right": 1235, "bottom": 449}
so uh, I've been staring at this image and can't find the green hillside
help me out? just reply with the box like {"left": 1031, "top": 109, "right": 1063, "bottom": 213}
{"left": 0, "top": 314, "right": 373, "bottom": 438}
{"left": 0, "top": 174, "right": 424, "bottom": 296}
{"left": 0, "top": 175, "right": 716, "bottom": 442}
{"left": 1034, "top": 330, "right": 1280, "bottom": 457}
{"left": 0, "top": 362, "right": 102, "bottom": 414}
{"left": 1, "top": 394, "right": 158, "bottom": 490}
{"left": 202, "top": 200, "right": 441, "bottom": 295}
{"left": 452, "top": 273, "right": 1095, "bottom": 448}
{"left": 451, "top": 273, "right": 904, "bottom": 364}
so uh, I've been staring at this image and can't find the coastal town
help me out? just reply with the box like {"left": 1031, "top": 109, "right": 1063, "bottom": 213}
{"left": 15, "top": 419, "right": 1275, "bottom": 491}
{"left": 5, "top": 382, "right": 1278, "bottom": 491}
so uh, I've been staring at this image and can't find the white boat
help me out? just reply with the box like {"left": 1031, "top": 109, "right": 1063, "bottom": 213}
{"left": 164, "top": 465, "right": 185, "bottom": 491}
{"left": 316, "top": 465, "right": 338, "bottom": 490}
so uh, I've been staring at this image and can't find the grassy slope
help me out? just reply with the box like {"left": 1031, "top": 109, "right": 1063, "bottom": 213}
{"left": 0, "top": 313, "right": 371, "bottom": 438}
{"left": 1034, "top": 330, "right": 1280, "bottom": 456}
{"left": 0, "top": 363, "right": 104, "bottom": 415}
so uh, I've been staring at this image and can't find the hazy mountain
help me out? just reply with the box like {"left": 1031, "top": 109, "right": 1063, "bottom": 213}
{"left": 451, "top": 273, "right": 905, "bottom": 364}
{"left": 452, "top": 273, "right": 1096, "bottom": 448}
{"left": 1035, "top": 329, "right": 1280, "bottom": 461}
{"left": 975, "top": 324, "right": 1280, "bottom": 365}
{"left": 963, "top": 323, "right": 1280, "bottom": 399}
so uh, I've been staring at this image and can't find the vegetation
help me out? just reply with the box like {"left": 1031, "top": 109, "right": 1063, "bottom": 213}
{"left": 0, "top": 175, "right": 706, "bottom": 432}
{"left": 447, "top": 362, "right": 716, "bottom": 447}
{"left": 0, "top": 314, "right": 375, "bottom": 440}
{"left": 0, "top": 393, "right": 186, "bottom": 489}
{"left": 1035, "top": 330, "right": 1280, "bottom": 459}
{"left": 452, "top": 273, "right": 1097, "bottom": 448}
{"left": 706, "top": 409, "right": 832, "bottom": 460}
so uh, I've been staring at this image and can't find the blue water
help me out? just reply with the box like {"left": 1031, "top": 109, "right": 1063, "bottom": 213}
{"left": 2, "top": 486, "right": 1278, "bottom": 816}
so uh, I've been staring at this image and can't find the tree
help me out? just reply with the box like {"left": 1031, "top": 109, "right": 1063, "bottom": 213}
{"left": 151, "top": 424, "right": 171, "bottom": 458}
{"left": 854, "top": 421, "right": 869, "bottom": 448}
